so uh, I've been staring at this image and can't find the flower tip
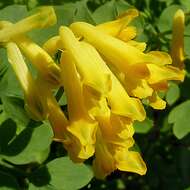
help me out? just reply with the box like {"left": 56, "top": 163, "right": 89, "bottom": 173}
{"left": 174, "top": 9, "right": 185, "bottom": 20}
{"left": 38, "top": 6, "right": 57, "bottom": 28}
{"left": 117, "top": 8, "right": 139, "bottom": 19}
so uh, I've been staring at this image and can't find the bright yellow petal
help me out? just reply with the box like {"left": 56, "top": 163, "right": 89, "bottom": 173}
{"left": 123, "top": 77, "right": 153, "bottom": 99}
{"left": 115, "top": 148, "right": 147, "bottom": 175}
{"left": 108, "top": 74, "right": 146, "bottom": 121}
{"left": 59, "top": 26, "right": 111, "bottom": 97}
{"left": 70, "top": 22, "right": 149, "bottom": 74}
{"left": 80, "top": 41, "right": 146, "bottom": 121}
{"left": 148, "top": 92, "right": 166, "bottom": 110}
{"left": 126, "top": 40, "right": 146, "bottom": 52}
{"left": 93, "top": 128, "right": 116, "bottom": 179}
{"left": 6, "top": 42, "right": 48, "bottom": 121}
{"left": 47, "top": 94, "right": 69, "bottom": 141}
{"left": 147, "top": 64, "right": 185, "bottom": 84}
{"left": 146, "top": 51, "right": 172, "bottom": 66}
{"left": 97, "top": 8, "right": 139, "bottom": 38}
{"left": 43, "top": 35, "right": 62, "bottom": 56}
{"left": 117, "top": 26, "right": 137, "bottom": 42}
{"left": 60, "top": 51, "right": 97, "bottom": 161}
{"left": 171, "top": 9, "right": 185, "bottom": 69}
{"left": 67, "top": 119, "right": 97, "bottom": 161}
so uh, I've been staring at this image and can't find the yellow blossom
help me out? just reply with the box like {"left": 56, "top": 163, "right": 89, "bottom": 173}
{"left": 96, "top": 9, "right": 138, "bottom": 40}
{"left": 6, "top": 42, "right": 48, "bottom": 120}
{"left": 79, "top": 42, "right": 147, "bottom": 178}
{"left": 43, "top": 9, "right": 139, "bottom": 56}
{"left": 14, "top": 35, "right": 61, "bottom": 86}
{"left": 80, "top": 41, "right": 146, "bottom": 121}
{"left": 60, "top": 51, "right": 98, "bottom": 162}
{"left": 59, "top": 26, "right": 111, "bottom": 97}
{"left": 70, "top": 22, "right": 185, "bottom": 109}
{"left": 171, "top": 9, "right": 185, "bottom": 69}
{"left": 0, "top": 21, "right": 61, "bottom": 87}
{"left": 0, "top": 6, "right": 56, "bottom": 42}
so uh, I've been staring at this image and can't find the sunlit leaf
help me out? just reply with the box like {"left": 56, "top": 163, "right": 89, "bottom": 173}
{"left": 168, "top": 100, "right": 190, "bottom": 139}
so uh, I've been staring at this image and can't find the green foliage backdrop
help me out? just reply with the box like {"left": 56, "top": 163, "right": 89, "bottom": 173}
{"left": 0, "top": 0, "right": 190, "bottom": 189}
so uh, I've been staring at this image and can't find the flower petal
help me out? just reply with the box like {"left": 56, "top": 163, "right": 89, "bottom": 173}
{"left": 59, "top": 26, "right": 111, "bottom": 97}
{"left": 171, "top": 9, "right": 185, "bottom": 69}
{"left": 147, "top": 64, "right": 185, "bottom": 84}
{"left": 0, "top": 7, "right": 56, "bottom": 42}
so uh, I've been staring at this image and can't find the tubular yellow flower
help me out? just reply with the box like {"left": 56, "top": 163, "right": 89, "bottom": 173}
{"left": 171, "top": 9, "right": 185, "bottom": 69}
{"left": 70, "top": 22, "right": 149, "bottom": 75}
{"left": 14, "top": 35, "right": 61, "bottom": 86}
{"left": 80, "top": 41, "right": 146, "bottom": 121}
{"left": 43, "top": 36, "right": 62, "bottom": 56}
{"left": 6, "top": 42, "right": 48, "bottom": 121}
{"left": 0, "top": 21, "right": 61, "bottom": 87}
{"left": 84, "top": 90, "right": 146, "bottom": 178}
{"left": 96, "top": 9, "right": 138, "bottom": 39}
{"left": 43, "top": 9, "right": 138, "bottom": 56}
{"left": 147, "top": 64, "right": 185, "bottom": 84}
{"left": 83, "top": 76, "right": 147, "bottom": 179}
{"left": 69, "top": 22, "right": 185, "bottom": 110}
{"left": 48, "top": 97, "right": 68, "bottom": 140}
{"left": 60, "top": 51, "right": 97, "bottom": 162}
{"left": 59, "top": 26, "right": 111, "bottom": 97}
{"left": 148, "top": 92, "right": 166, "bottom": 110}
{"left": 0, "top": 6, "right": 56, "bottom": 42}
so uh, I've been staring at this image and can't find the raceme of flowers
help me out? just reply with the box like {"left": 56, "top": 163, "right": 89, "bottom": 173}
{"left": 0, "top": 7, "right": 185, "bottom": 178}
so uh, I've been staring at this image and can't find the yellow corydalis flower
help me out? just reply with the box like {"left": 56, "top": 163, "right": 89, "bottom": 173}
{"left": 70, "top": 22, "right": 185, "bottom": 110}
{"left": 70, "top": 22, "right": 151, "bottom": 78}
{"left": 59, "top": 26, "right": 111, "bottom": 97}
{"left": 6, "top": 42, "right": 48, "bottom": 120}
{"left": 96, "top": 9, "right": 138, "bottom": 40}
{"left": 0, "top": 6, "right": 56, "bottom": 42}
{"left": 80, "top": 41, "right": 145, "bottom": 121}
{"left": 60, "top": 51, "right": 98, "bottom": 162}
{"left": 0, "top": 21, "right": 61, "bottom": 87}
{"left": 42, "top": 9, "right": 139, "bottom": 56}
{"left": 71, "top": 42, "right": 146, "bottom": 178}
{"left": 171, "top": 9, "right": 185, "bottom": 69}
{"left": 15, "top": 35, "right": 61, "bottom": 86}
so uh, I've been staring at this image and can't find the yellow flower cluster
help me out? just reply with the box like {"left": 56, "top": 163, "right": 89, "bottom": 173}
{"left": 0, "top": 7, "right": 185, "bottom": 178}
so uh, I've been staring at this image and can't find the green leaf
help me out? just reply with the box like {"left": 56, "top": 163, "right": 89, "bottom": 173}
{"left": 0, "top": 5, "right": 27, "bottom": 22}
{"left": 1, "top": 96, "right": 30, "bottom": 126}
{"left": 160, "top": 115, "right": 172, "bottom": 132}
{"left": 30, "top": 157, "right": 93, "bottom": 190}
{"left": 92, "top": 0, "right": 132, "bottom": 24}
{"left": 134, "top": 117, "right": 153, "bottom": 134}
{"left": 157, "top": 5, "right": 184, "bottom": 32}
{"left": 168, "top": 100, "right": 190, "bottom": 139}
{"left": 180, "top": 0, "right": 190, "bottom": 11}
{"left": 114, "top": 0, "right": 132, "bottom": 15}
{"left": 27, "top": 0, "right": 39, "bottom": 10}
{"left": 29, "top": 183, "right": 56, "bottom": 190}
{"left": 73, "top": 1, "right": 95, "bottom": 24}
{"left": 166, "top": 82, "right": 180, "bottom": 106}
{"left": 0, "top": 49, "right": 22, "bottom": 98}
{"left": 2, "top": 123, "right": 53, "bottom": 165}
{"left": 0, "top": 171, "right": 20, "bottom": 190}
{"left": 92, "top": 0, "right": 116, "bottom": 24}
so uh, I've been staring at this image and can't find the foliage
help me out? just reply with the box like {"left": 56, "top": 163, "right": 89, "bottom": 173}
{"left": 0, "top": 0, "right": 190, "bottom": 189}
